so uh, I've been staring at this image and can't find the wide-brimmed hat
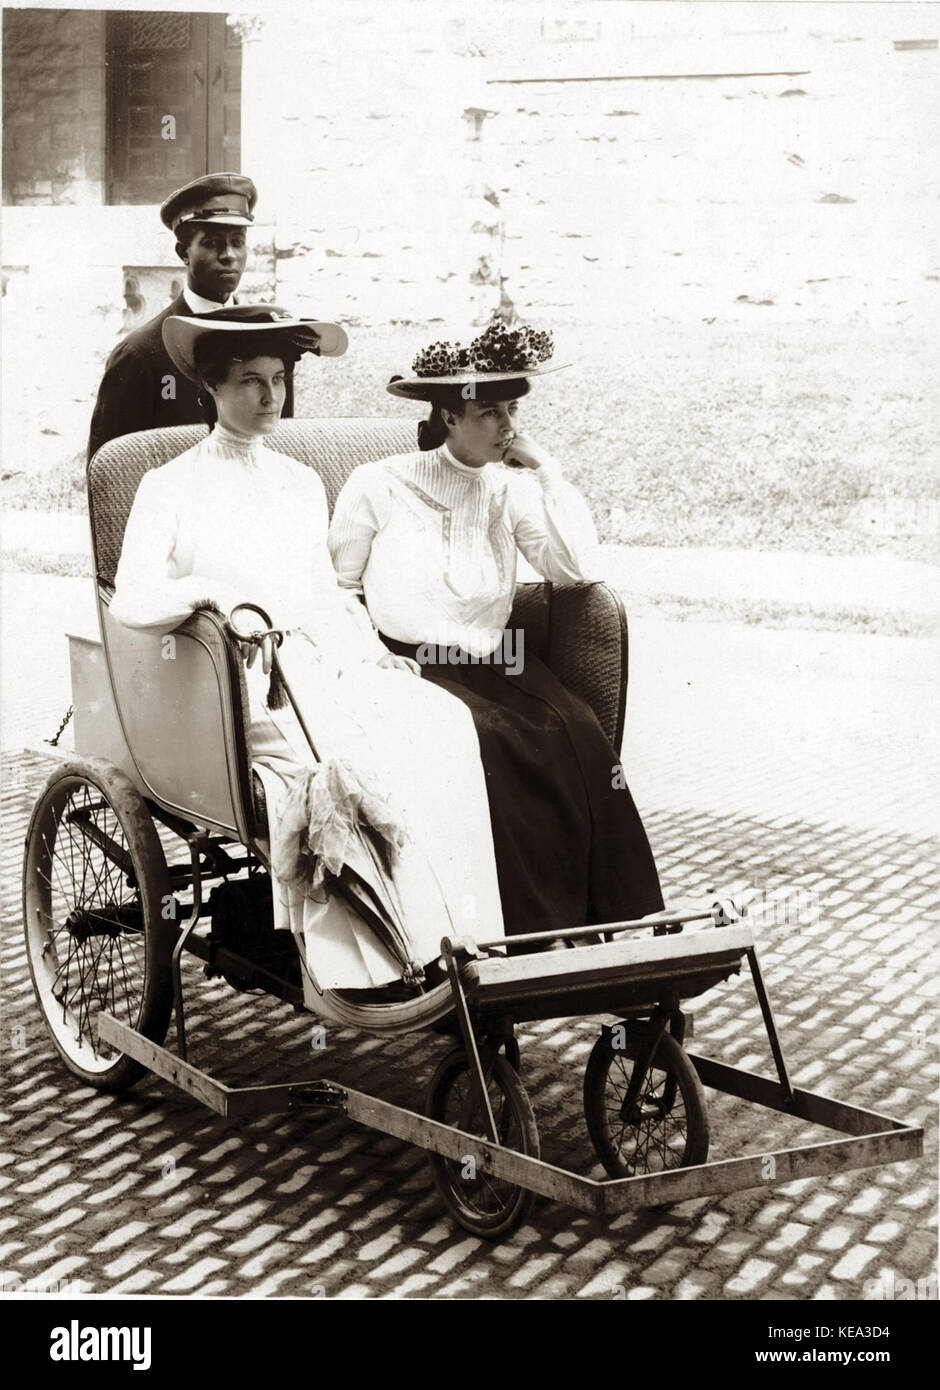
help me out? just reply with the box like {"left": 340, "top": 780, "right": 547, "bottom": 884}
{"left": 387, "top": 318, "right": 567, "bottom": 401}
{"left": 162, "top": 305, "right": 348, "bottom": 382}
{"left": 160, "top": 173, "right": 258, "bottom": 232}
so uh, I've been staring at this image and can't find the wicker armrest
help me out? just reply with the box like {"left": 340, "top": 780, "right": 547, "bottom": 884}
{"left": 508, "top": 581, "right": 551, "bottom": 661}
{"left": 547, "top": 583, "right": 629, "bottom": 750}
{"left": 508, "top": 580, "right": 629, "bottom": 749}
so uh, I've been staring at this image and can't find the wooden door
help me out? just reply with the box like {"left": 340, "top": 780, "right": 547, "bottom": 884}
{"left": 107, "top": 10, "right": 241, "bottom": 205}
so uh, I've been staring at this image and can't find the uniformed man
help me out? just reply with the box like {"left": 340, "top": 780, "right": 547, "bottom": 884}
{"left": 87, "top": 172, "right": 294, "bottom": 460}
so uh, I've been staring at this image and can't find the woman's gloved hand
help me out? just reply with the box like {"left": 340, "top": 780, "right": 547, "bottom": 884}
{"left": 377, "top": 652, "right": 422, "bottom": 676}
{"left": 242, "top": 635, "right": 275, "bottom": 675}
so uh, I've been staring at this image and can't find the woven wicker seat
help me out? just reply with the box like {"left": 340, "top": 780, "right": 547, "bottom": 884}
{"left": 88, "top": 420, "right": 629, "bottom": 836}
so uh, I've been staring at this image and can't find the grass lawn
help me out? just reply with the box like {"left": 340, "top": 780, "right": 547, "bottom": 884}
{"left": 5, "top": 318, "right": 937, "bottom": 566}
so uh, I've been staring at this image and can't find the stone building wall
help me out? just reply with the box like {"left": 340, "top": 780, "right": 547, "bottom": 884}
{"left": 2, "top": 7, "right": 107, "bottom": 206}
{"left": 236, "top": 4, "right": 508, "bottom": 329}
{"left": 1, "top": 1, "right": 936, "bottom": 474}
{"left": 490, "top": 41, "right": 939, "bottom": 328}
{"left": 239, "top": 1, "right": 937, "bottom": 330}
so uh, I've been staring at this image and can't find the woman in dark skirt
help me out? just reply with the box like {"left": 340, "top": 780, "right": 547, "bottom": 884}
{"left": 328, "top": 318, "right": 663, "bottom": 939}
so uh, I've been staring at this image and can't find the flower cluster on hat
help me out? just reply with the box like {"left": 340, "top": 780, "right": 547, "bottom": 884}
{"left": 412, "top": 317, "right": 554, "bottom": 377}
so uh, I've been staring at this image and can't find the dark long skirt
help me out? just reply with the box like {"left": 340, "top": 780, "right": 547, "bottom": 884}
{"left": 382, "top": 635, "right": 664, "bottom": 937}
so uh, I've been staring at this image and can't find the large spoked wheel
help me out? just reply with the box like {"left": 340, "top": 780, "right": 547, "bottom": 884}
{"left": 22, "top": 758, "right": 174, "bottom": 1091}
{"left": 426, "top": 1048, "right": 539, "bottom": 1240}
{"left": 584, "top": 1024, "right": 709, "bottom": 1180}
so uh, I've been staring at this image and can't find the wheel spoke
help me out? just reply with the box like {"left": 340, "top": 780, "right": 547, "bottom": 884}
{"left": 43, "top": 834, "right": 76, "bottom": 921}
{"left": 113, "top": 934, "right": 141, "bottom": 1025}
{"left": 475, "top": 1171, "right": 507, "bottom": 1211}
{"left": 57, "top": 930, "right": 79, "bottom": 1026}
{"left": 67, "top": 790, "right": 83, "bottom": 911}
{"left": 81, "top": 930, "right": 113, "bottom": 1042}
{"left": 74, "top": 940, "right": 96, "bottom": 1046}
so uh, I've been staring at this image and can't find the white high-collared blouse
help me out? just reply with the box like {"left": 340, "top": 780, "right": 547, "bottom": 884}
{"left": 110, "top": 423, "right": 387, "bottom": 672}
{"left": 328, "top": 443, "right": 598, "bottom": 658}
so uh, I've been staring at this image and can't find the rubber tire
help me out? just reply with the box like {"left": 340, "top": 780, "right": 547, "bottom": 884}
{"left": 583, "top": 1026, "right": 709, "bottom": 1180}
{"left": 23, "top": 758, "right": 174, "bottom": 1091}
{"left": 426, "top": 1048, "right": 539, "bottom": 1240}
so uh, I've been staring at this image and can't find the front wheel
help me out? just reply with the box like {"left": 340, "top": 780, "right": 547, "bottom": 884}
{"left": 22, "top": 758, "right": 174, "bottom": 1091}
{"left": 583, "top": 1023, "right": 709, "bottom": 1180}
{"left": 426, "top": 1048, "right": 539, "bottom": 1240}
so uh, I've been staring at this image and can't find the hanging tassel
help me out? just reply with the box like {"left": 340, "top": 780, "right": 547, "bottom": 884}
{"left": 266, "top": 657, "right": 288, "bottom": 710}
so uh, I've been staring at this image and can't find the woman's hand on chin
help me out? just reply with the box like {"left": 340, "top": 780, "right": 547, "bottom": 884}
{"left": 377, "top": 653, "right": 422, "bottom": 677}
{"left": 501, "top": 434, "right": 553, "bottom": 472}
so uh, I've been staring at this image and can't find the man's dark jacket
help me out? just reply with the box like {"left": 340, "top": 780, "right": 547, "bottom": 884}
{"left": 87, "top": 293, "right": 295, "bottom": 461}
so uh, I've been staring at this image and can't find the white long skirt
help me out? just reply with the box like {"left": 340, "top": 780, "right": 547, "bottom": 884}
{"left": 246, "top": 644, "right": 505, "bottom": 992}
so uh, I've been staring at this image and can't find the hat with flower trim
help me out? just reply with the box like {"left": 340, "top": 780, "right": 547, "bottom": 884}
{"left": 387, "top": 317, "right": 566, "bottom": 400}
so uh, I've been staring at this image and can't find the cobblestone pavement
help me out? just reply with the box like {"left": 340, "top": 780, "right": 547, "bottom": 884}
{"left": 2, "top": 749, "right": 936, "bottom": 1300}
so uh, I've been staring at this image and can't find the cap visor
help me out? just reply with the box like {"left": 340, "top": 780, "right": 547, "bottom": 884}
{"left": 179, "top": 213, "right": 253, "bottom": 227}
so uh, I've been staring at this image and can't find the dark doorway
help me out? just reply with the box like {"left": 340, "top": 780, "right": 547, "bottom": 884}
{"left": 107, "top": 10, "right": 241, "bottom": 205}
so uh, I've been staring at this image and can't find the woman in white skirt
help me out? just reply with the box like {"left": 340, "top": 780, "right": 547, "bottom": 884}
{"left": 109, "top": 305, "right": 504, "bottom": 994}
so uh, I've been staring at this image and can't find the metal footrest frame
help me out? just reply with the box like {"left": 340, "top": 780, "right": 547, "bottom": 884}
{"left": 96, "top": 1012, "right": 922, "bottom": 1219}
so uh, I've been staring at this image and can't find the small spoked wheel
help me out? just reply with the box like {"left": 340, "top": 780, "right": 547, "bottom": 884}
{"left": 22, "top": 758, "right": 174, "bottom": 1091}
{"left": 426, "top": 1047, "right": 539, "bottom": 1239}
{"left": 584, "top": 1023, "right": 709, "bottom": 1180}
